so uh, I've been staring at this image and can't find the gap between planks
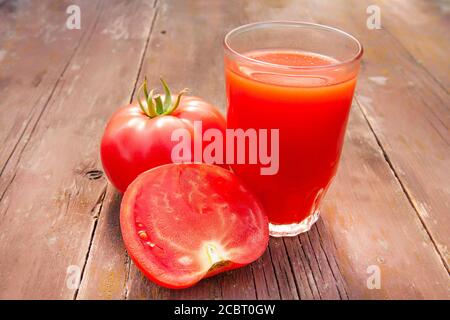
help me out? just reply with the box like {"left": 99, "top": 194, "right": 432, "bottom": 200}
{"left": 74, "top": 0, "right": 160, "bottom": 300}
{"left": 380, "top": 9, "right": 449, "bottom": 95}
{"left": 355, "top": 96, "right": 450, "bottom": 273}
{"left": 0, "top": 0, "right": 104, "bottom": 198}
{"left": 73, "top": 185, "right": 107, "bottom": 300}
{"left": 356, "top": 0, "right": 450, "bottom": 273}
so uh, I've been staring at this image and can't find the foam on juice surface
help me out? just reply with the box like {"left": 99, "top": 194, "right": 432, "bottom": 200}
{"left": 239, "top": 50, "right": 340, "bottom": 87}
{"left": 247, "top": 50, "right": 338, "bottom": 67}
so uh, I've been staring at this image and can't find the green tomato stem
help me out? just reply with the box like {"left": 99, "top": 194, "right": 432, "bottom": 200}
{"left": 136, "top": 78, "right": 187, "bottom": 118}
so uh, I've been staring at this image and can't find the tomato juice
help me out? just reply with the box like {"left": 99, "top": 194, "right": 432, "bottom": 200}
{"left": 225, "top": 49, "right": 358, "bottom": 228}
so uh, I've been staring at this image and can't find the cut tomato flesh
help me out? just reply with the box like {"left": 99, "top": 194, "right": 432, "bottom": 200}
{"left": 120, "top": 163, "right": 269, "bottom": 289}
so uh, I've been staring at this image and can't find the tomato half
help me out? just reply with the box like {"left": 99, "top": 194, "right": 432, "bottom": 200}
{"left": 101, "top": 79, "right": 226, "bottom": 193}
{"left": 120, "top": 163, "right": 269, "bottom": 289}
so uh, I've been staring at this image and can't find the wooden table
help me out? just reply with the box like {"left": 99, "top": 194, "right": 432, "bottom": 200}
{"left": 0, "top": 0, "right": 448, "bottom": 300}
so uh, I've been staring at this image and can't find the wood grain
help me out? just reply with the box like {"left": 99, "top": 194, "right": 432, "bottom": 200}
{"left": 322, "top": 104, "right": 449, "bottom": 299}
{"left": 370, "top": 0, "right": 450, "bottom": 90}
{"left": 302, "top": 0, "right": 450, "bottom": 269}
{"left": 0, "top": 0, "right": 448, "bottom": 300}
{"left": 0, "top": 0, "right": 96, "bottom": 199}
{"left": 0, "top": 0, "right": 155, "bottom": 299}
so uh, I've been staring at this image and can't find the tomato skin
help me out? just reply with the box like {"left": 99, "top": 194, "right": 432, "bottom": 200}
{"left": 101, "top": 96, "right": 226, "bottom": 193}
{"left": 120, "top": 163, "right": 269, "bottom": 289}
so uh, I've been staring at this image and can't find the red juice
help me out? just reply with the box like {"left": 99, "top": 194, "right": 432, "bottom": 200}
{"left": 225, "top": 50, "right": 357, "bottom": 225}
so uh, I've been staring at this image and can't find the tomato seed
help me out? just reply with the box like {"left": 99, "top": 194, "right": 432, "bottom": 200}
{"left": 138, "top": 230, "right": 148, "bottom": 240}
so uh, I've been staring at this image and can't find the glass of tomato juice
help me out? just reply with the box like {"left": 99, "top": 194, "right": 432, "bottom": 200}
{"left": 224, "top": 22, "right": 363, "bottom": 237}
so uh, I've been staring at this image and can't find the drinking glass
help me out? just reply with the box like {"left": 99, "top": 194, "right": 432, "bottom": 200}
{"left": 224, "top": 21, "right": 363, "bottom": 237}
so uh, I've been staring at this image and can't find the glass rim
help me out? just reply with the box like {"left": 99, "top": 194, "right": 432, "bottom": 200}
{"left": 224, "top": 21, "right": 363, "bottom": 70}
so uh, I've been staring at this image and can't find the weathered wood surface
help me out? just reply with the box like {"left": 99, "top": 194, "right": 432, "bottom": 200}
{"left": 370, "top": 0, "right": 450, "bottom": 89}
{"left": 304, "top": 0, "right": 450, "bottom": 270}
{"left": 0, "top": 0, "right": 449, "bottom": 299}
{"left": 0, "top": 0, "right": 157, "bottom": 299}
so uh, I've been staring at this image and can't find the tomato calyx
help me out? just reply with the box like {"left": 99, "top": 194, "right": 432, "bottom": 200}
{"left": 137, "top": 77, "right": 188, "bottom": 118}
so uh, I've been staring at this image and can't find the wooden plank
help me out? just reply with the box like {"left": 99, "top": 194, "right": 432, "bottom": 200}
{"left": 0, "top": 0, "right": 156, "bottom": 299}
{"left": 302, "top": 0, "right": 450, "bottom": 270}
{"left": 76, "top": 0, "right": 159, "bottom": 299}
{"left": 322, "top": 105, "right": 450, "bottom": 299}
{"left": 249, "top": 245, "right": 282, "bottom": 300}
{"left": 370, "top": 0, "right": 450, "bottom": 89}
{"left": 75, "top": 189, "right": 128, "bottom": 300}
{"left": 0, "top": 0, "right": 96, "bottom": 198}
{"left": 294, "top": 224, "right": 348, "bottom": 299}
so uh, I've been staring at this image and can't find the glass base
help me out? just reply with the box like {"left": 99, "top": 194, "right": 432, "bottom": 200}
{"left": 269, "top": 210, "right": 320, "bottom": 237}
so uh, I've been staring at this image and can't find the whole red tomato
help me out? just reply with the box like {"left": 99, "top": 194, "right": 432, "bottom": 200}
{"left": 101, "top": 78, "right": 226, "bottom": 193}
